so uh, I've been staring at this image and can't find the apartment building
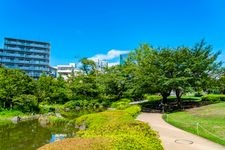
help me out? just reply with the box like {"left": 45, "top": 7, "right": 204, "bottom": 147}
{"left": 0, "top": 37, "right": 56, "bottom": 78}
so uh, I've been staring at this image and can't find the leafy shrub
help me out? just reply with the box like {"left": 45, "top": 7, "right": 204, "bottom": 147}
{"left": 201, "top": 94, "right": 225, "bottom": 102}
{"left": 194, "top": 92, "right": 204, "bottom": 97}
{"left": 124, "top": 105, "right": 141, "bottom": 117}
{"left": 39, "top": 106, "right": 55, "bottom": 114}
{"left": 38, "top": 137, "right": 113, "bottom": 150}
{"left": 39, "top": 105, "right": 163, "bottom": 150}
{"left": 111, "top": 98, "right": 131, "bottom": 110}
{"left": 61, "top": 100, "right": 105, "bottom": 118}
{"left": 145, "top": 95, "right": 162, "bottom": 101}
{"left": 75, "top": 106, "right": 161, "bottom": 149}
{"left": 12, "top": 95, "right": 39, "bottom": 113}
{"left": 48, "top": 116, "right": 69, "bottom": 126}
{"left": 64, "top": 100, "right": 103, "bottom": 110}
{"left": 140, "top": 95, "right": 162, "bottom": 109}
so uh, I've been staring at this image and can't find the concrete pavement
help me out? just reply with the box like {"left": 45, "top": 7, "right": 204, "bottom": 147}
{"left": 137, "top": 113, "right": 225, "bottom": 150}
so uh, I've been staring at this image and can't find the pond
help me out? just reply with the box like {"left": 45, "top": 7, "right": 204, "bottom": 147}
{"left": 0, "top": 120, "right": 77, "bottom": 150}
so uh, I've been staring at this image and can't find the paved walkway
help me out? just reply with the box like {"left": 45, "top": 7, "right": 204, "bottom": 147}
{"left": 137, "top": 113, "right": 225, "bottom": 150}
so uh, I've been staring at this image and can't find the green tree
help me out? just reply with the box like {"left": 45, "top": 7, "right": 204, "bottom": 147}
{"left": 80, "top": 58, "right": 97, "bottom": 75}
{"left": 0, "top": 68, "right": 34, "bottom": 108}
{"left": 13, "top": 94, "right": 39, "bottom": 113}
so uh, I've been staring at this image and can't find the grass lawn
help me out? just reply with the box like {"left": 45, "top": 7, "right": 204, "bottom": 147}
{"left": 163, "top": 102, "right": 225, "bottom": 145}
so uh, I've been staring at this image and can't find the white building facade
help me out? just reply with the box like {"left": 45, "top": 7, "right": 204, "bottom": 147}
{"left": 56, "top": 63, "right": 79, "bottom": 80}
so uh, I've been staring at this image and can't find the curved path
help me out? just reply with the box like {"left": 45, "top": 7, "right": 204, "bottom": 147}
{"left": 137, "top": 113, "right": 225, "bottom": 150}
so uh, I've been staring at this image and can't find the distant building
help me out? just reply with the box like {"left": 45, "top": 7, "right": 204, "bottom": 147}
{"left": 96, "top": 59, "right": 108, "bottom": 70}
{"left": 119, "top": 53, "right": 129, "bottom": 65}
{"left": 56, "top": 63, "right": 80, "bottom": 80}
{"left": 0, "top": 37, "right": 56, "bottom": 78}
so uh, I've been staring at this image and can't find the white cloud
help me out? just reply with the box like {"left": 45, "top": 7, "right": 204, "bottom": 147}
{"left": 89, "top": 49, "right": 129, "bottom": 62}
{"left": 108, "top": 62, "right": 120, "bottom": 67}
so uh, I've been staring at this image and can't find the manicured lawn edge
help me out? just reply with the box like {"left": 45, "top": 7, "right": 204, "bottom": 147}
{"left": 162, "top": 108, "right": 225, "bottom": 146}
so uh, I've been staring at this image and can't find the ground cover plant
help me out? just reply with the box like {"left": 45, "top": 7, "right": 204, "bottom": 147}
{"left": 38, "top": 105, "right": 163, "bottom": 150}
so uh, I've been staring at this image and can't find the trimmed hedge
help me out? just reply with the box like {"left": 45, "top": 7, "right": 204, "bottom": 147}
{"left": 201, "top": 94, "right": 225, "bottom": 102}
{"left": 111, "top": 98, "right": 131, "bottom": 110}
{"left": 60, "top": 100, "right": 105, "bottom": 118}
{"left": 38, "top": 106, "right": 163, "bottom": 150}
{"left": 145, "top": 95, "right": 162, "bottom": 101}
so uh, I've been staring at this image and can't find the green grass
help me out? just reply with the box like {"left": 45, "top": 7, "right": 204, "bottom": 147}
{"left": 0, "top": 109, "right": 24, "bottom": 117}
{"left": 167, "top": 95, "right": 202, "bottom": 102}
{"left": 0, "top": 109, "right": 25, "bottom": 127}
{"left": 163, "top": 102, "right": 225, "bottom": 145}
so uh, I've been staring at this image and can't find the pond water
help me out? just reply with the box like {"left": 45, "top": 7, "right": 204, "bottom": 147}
{"left": 0, "top": 120, "right": 76, "bottom": 150}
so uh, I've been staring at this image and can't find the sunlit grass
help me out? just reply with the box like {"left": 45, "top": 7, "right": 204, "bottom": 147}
{"left": 163, "top": 102, "right": 225, "bottom": 145}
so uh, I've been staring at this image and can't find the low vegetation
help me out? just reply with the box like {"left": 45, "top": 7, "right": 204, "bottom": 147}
{"left": 111, "top": 98, "right": 131, "bottom": 110}
{"left": 163, "top": 102, "right": 225, "bottom": 145}
{"left": 201, "top": 94, "right": 225, "bottom": 103}
{"left": 39, "top": 106, "right": 163, "bottom": 150}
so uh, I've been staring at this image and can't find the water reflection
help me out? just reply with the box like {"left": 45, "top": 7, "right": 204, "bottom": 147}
{"left": 50, "top": 134, "right": 67, "bottom": 143}
{"left": 0, "top": 120, "right": 76, "bottom": 150}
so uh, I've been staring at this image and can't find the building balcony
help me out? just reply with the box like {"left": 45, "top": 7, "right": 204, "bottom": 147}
{"left": 4, "top": 46, "right": 49, "bottom": 54}
{"left": 0, "top": 59, "right": 49, "bottom": 65}
{"left": 5, "top": 41, "right": 50, "bottom": 49}
{"left": 0, "top": 53, "right": 49, "bottom": 60}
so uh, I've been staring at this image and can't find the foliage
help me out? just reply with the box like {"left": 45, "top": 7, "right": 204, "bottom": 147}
{"left": 68, "top": 75, "right": 99, "bottom": 100}
{"left": 111, "top": 98, "right": 131, "bottom": 110}
{"left": 40, "top": 105, "right": 162, "bottom": 150}
{"left": 35, "top": 74, "right": 71, "bottom": 104}
{"left": 48, "top": 116, "right": 70, "bottom": 126}
{"left": 0, "top": 67, "right": 35, "bottom": 108}
{"left": 80, "top": 58, "right": 97, "bottom": 75}
{"left": 39, "top": 104, "right": 63, "bottom": 114}
{"left": 38, "top": 137, "right": 113, "bottom": 150}
{"left": 145, "top": 95, "right": 162, "bottom": 101}
{"left": 0, "top": 40, "right": 224, "bottom": 114}
{"left": 201, "top": 94, "right": 225, "bottom": 102}
{"left": 61, "top": 100, "right": 105, "bottom": 118}
{"left": 0, "top": 109, "right": 24, "bottom": 117}
{"left": 124, "top": 105, "right": 141, "bottom": 117}
{"left": 63, "top": 100, "right": 103, "bottom": 111}
{"left": 126, "top": 41, "right": 223, "bottom": 106}
{"left": 99, "top": 65, "right": 128, "bottom": 100}
{"left": 12, "top": 94, "right": 39, "bottom": 113}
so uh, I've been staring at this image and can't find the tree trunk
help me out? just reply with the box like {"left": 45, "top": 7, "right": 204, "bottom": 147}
{"left": 162, "top": 95, "right": 168, "bottom": 104}
{"left": 161, "top": 91, "right": 171, "bottom": 104}
{"left": 175, "top": 89, "right": 183, "bottom": 108}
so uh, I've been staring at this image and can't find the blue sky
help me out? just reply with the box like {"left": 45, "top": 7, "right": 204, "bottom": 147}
{"left": 0, "top": 0, "right": 225, "bottom": 66}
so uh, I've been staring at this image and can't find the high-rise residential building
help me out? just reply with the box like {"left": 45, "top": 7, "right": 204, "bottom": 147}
{"left": 0, "top": 37, "right": 56, "bottom": 78}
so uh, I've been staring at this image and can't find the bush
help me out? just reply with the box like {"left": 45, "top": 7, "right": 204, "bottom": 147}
{"left": 40, "top": 105, "right": 163, "bottom": 150}
{"left": 12, "top": 95, "right": 39, "bottom": 113}
{"left": 111, "top": 98, "right": 131, "bottom": 110}
{"left": 124, "top": 105, "right": 141, "bottom": 117}
{"left": 64, "top": 100, "right": 103, "bottom": 110}
{"left": 145, "top": 95, "right": 162, "bottom": 101}
{"left": 39, "top": 105, "right": 56, "bottom": 114}
{"left": 61, "top": 100, "right": 105, "bottom": 118}
{"left": 38, "top": 137, "right": 113, "bottom": 150}
{"left": 201, "top": 94, "right": 225, "bottom": 102}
